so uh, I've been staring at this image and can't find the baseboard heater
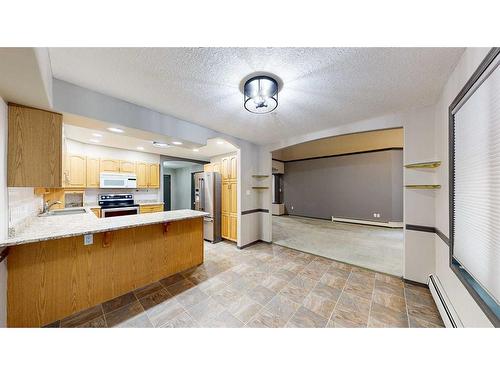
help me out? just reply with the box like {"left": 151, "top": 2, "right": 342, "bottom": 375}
{"left": 428, "top": 274, "right": 462, "bottom": 328}
{"left": 331, "top": 216, "right": 403, "bottom": 228}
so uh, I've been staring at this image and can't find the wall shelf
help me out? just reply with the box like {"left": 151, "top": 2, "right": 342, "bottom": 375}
{"left": 252, "top": 175, "right": 269, "bottom": 178}
{"left": 405, "top": 184, "right": 441, "bottom": 190}
{"left": 252, "top": 187, "right": 269, "bottom": 190}
{"left": 404, "top": 161, "right": 441, "bottom": 169}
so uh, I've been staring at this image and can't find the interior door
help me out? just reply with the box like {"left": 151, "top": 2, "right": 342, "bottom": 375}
{"left": 163, "top": 174, "right": 171, "bottom": 211}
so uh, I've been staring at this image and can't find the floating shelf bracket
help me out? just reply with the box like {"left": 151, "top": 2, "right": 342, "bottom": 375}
{"left": 404, "top": 161, "right": 441, "bottom": 169}
{"left": 405, "top": 184, "right": 441, "bottom": 190}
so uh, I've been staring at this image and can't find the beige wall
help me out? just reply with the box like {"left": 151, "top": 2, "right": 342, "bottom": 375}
{"left": 433, "top": 47, "right": 493, "bottom": 327}
{"left": 272, "top": 128, "right": 403, "bottom": 161}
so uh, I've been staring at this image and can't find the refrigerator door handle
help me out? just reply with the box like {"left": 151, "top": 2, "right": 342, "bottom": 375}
{"left": 204, "top": 217, "right": 214, "bottom": 222}
{"left": 200, "top": 178, "right": 205, "bottom": 211}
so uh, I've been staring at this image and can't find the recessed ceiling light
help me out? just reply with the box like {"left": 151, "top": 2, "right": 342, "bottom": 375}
{"left": 136, "top": 146, "right": 144, "bottom": 151}
{"left": 89, "top": 139, "right": 100, "bottom": 143}
{"left": 108, "top": 127, "right": 124, "bottom": 133}
{"left": 172, "top": 141, "right": 183, "bottom": 145}
{"left": 192, "top": 148, "right": 199, "bottom": 152}
{"left": 152, "top": 141, "right": 169, "bottom": 148}
{"left": 217, "top": 140, "right": 224, "bottom": 145}
{"left": 92, "top": 133, "right": 103, "bottom": 138}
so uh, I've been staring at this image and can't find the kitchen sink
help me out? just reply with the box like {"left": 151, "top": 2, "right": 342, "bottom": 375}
{"left": 38, "top": 208, "right": 87, "bottom": 217}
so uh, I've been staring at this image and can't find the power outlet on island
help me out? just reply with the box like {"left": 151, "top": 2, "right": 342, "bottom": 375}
{"left": 84, "top": 234, "right": 93, "bottom": 246}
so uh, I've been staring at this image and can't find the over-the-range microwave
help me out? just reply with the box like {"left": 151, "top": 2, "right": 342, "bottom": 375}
{"left": 100, "top": 172, "right": 137, "bottom": 189}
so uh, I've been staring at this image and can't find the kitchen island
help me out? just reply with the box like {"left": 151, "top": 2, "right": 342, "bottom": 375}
{"left": 1, "top": 209, "right": 208, "bottom": 327}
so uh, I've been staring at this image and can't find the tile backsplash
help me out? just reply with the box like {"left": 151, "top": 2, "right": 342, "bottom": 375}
{"left": 8, "top": 188, "right": 43, "bottom": 234}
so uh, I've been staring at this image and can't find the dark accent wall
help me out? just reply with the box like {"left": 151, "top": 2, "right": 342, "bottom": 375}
{"left": 283, "top": 149, "right": 403, "bottom": 222}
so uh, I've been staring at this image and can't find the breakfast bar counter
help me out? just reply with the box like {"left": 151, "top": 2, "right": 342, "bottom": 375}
{"left": 4, "top": 209, "right": 208, "bottom": 327}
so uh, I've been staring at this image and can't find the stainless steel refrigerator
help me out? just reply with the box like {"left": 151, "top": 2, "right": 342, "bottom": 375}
{"left": 193, "top": 171, "right": 222, "bottom": 243}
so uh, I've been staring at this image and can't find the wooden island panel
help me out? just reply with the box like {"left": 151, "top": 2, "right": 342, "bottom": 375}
{"left": 7, "top": 217, "right": 203, "bottom": 327}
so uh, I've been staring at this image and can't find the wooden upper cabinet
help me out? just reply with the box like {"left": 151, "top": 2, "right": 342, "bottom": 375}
{"left": 204, "top": 162, "right": 220, "bottom": 173}
{"left": 100, "top": 159, "right": 120, "bottom": 173}
{"left": 220, "top": 155, "right": 237, "bottom": 181}
{"left": 221, "top": 157, "right": 230, "bottom": 180}
{"left": 120, "top": 160, "right": 136, "bottom": 173}
{"left": 64, "top": 154, "right": 86, "bottom": 188}
{"left": 136, "top": 162, "right": 148, "bottom": 188}
{"left": 229, "top": 155, "right": 237, "bottom": 179}
{"left": 148, "top": 163, "right": 160, "bottom": 188}
{"left": 86, "top": 157, "right": 100, "bottom": 188}
{"left": 8, "top": 104, "right": 62, "bottom": 187}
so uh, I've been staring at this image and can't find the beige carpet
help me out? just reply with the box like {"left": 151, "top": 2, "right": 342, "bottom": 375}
{"left": 272, "top": 215, "right": 403, "bottom": 276}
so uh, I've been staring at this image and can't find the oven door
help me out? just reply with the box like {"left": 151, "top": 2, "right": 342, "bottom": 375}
{"left": 101, "top": 206, "right": 139, "bottom": 218}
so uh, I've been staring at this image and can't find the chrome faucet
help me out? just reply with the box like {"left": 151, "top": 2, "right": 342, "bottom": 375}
{"left": 42, "top": 200, "right": 62, "bottom": 214}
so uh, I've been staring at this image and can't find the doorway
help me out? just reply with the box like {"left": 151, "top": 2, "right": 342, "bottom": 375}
{"left": 163, "top": 174, "right": 171, "bottom": 211}
{"left": 271, "top": 128, "right": 404, "bottom": 276}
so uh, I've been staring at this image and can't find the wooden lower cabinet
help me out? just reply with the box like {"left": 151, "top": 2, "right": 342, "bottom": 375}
{"left": 221, "top": 214, "right": 237, "bottom": 242}
{"left": 229, "top": 214, "right": 237, "bottom": 241}
{"left": 7, "top": 218, "right": 204, "bottom": 327}
{"left": 221, "top": 213, "right": 229, "bottom": 239}
{"left": 139, "top": 204, "right": 164, "bottom": 214}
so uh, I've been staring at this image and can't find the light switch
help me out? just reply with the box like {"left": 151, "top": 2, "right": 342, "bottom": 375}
{"left": 246, "top": 190, "right": 251, "bottom": 195}
{"left": 84, "top": 234, "right": 93, "bottom": 245}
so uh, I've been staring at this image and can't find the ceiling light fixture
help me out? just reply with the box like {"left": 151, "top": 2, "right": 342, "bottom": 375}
{"left": 172, "top": 141, "right": 183, "bottom": 145}
{"left": 244, "top": 75, "right": 278, "bottom": 114}
{"left": 217, "top": 140, "right": 224, "bottom": 145}
{"left": 136, "top": 146, "right": 144, "bottom": 151}
{"left": 192, "top": 148, "right": 199, "bottom": 152}
{"left": 152, "top": 141, "right": 169, "bottom": 148}
{"left": 89, "top": 139, "right": 100, "bottom": 143}
{"left": 92, "top": 133, "right": 103, "bottom": 138}
{"left": 108, "top": 127, "right": 125, "bottom": 133}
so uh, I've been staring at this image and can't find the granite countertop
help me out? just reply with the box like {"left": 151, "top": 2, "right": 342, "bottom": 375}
{"left": 1, "top": 208, "right": 208, "bottom": 247}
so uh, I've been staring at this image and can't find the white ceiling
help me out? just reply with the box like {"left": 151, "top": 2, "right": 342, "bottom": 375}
{"left": 49, "top": 48, "right": 464, "bottom": 145}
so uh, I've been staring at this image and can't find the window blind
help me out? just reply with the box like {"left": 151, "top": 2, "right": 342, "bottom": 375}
{"left": 453, "top": 58, "right": 500, "bottom": 305}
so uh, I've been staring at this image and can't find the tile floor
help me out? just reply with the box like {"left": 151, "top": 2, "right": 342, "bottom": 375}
{"left": 273, "top": 215, "right": 404, "bottom": 276}
{"left": 45, "top": 240, "right": 443, "bottom": 328}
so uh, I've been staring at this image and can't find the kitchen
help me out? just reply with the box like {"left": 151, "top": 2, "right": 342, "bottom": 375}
{"left": 1, "top": 102, "right": 239, "bottom": 327}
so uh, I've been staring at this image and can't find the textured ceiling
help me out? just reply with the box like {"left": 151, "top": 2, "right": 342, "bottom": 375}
{"left": 49, "top": 48, "right": 464, "bottom": 145}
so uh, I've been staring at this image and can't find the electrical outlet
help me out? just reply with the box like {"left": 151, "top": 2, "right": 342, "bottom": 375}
{"left": 84, "top": 234, "right": 93, "bottom": 246}
{"left": 373, "top": 213, "right": 377, "bottom": 217}
{"left": 291, "top": 205, "right": 294, "bottom": 210}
